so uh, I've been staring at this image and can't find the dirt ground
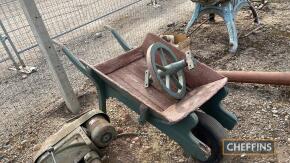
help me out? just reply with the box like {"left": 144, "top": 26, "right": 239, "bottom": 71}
{"left": 1, "top": 0, "right": 290, "bottom": 163}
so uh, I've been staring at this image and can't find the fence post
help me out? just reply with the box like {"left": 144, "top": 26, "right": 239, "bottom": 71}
{"left": 19, "top": 0, "right": 81, "bottom": 114}
{"left": 0, "top": 20, "right": 26, "bottom": 67}
{"left": 0, "top": 34, "right": 20, "bottom": 70}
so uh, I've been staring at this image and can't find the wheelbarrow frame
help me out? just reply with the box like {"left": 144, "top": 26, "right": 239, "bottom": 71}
{"left": 55, "top": 34, "right": 237, "bottom": 161}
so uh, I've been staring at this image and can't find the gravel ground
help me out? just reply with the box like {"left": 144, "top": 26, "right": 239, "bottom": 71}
{"left": 1, "top": 0, "right": 290, "bottom": 163}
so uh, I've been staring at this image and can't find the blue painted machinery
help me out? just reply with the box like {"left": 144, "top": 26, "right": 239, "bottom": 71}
{"left": 185, "top": 0, "right": 259, "bottom": 53}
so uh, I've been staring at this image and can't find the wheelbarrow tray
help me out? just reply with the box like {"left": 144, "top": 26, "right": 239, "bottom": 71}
{"left": 82, "top": 33, "right": 227, "bottom": 124}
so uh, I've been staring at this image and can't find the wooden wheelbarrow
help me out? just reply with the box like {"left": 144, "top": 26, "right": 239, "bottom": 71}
{"left": 55, "top": 33, "right": 238, "bottom": 162}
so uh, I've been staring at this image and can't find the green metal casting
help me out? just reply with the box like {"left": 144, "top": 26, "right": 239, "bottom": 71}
{"left": 186, "top": 0, "right": 259, "bottom": 53}
{"left": 148, "top": 43, "right": 186, "bottom": 99}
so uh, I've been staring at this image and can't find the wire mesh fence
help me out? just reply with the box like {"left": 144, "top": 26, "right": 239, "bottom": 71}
{"left": 0, "top": 0, "right": 194, "bottom": 108}
{"left": 0, "top": 0, "right": 194, "bottom": 160}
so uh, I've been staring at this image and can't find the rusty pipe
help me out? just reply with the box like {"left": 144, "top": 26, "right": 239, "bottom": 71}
{"left": 218, "top": 71, "right": 290, "bottom": 85}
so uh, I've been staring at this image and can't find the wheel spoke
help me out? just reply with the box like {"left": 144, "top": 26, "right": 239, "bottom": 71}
{"left": 156, "top": 64, "right": 166, "bottom": 71}
{"left": 160, "top": 48, "right": 168, "bottom": 66}
{"left": 171, "top": 76, "right": 182, "bottom": 89}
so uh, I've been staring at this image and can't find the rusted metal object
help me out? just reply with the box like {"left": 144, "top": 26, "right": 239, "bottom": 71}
{"left": 34, "top": 110, "right": 115, "bottom": 163}
{"left": 218, "top": 71, "right": 290, "bottom": 85}
{"left": 85, "top": 115, "right": 116, "bottom": 147}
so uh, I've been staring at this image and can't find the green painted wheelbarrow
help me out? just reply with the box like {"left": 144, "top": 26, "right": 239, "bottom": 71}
{"left": 54, "top": 32, "right": 238, "bottom": 162}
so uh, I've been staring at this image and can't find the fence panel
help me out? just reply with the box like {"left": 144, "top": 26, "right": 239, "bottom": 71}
{"left": 0, "top": 0, "right": 194, "bottom": 161}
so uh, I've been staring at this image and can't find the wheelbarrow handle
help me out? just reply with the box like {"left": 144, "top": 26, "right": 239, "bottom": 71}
{"left": 53, "top": 40, "right": 93, "bottom": 80}
{"left": 104, "top": 25, "right": 132, "bottom": 52}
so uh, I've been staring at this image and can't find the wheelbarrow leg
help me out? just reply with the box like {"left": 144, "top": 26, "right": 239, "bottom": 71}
{"left": 200, "top": 87, "right": 238, "bottom": 130}
{"left": 148, "top": 113, "right": 211, "bottom": 161}
{"left": 97, "top": 82, "right": 107, "bottom": 113}
{"left": 89, "top": 69, "right": 107, "bottom": 113}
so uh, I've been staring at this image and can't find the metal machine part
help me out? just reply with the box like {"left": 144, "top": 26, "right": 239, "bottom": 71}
{"left": 84, "top": 151, "right": 101, "bottom": 163}
{"left": 185, "top": 0, "right": 259, "bottom": 53}
{"left": 185, "top": 51, "right": 196, "bottom": 70}
{"left": 191, "top": 0, "right": 221, "bottom": 6}
{"left": 85, "top": 115, "right": 116, "bottom": 147}
{"left": 144, "top": 70, "right": 152, "bottom": 88}
{"left": 34, "top": 110, "right": 116, "bottom": 163}
{"left": 36, "top": 127, "right": 100, "bottom": 163}
{"left": 145, "top": 42, "right": 196, "bottom": 99}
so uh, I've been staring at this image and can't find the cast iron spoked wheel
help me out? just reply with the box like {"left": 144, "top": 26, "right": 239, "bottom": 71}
{"left": 192, "top": 111, "right": 227, "bottom": 163}
{"left": 146, "top": 42, "right": 186, "bottom": 99}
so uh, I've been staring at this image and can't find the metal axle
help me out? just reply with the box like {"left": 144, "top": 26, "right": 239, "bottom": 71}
{"left": 157, "top": 60, "right": 187, "bottom": 77}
